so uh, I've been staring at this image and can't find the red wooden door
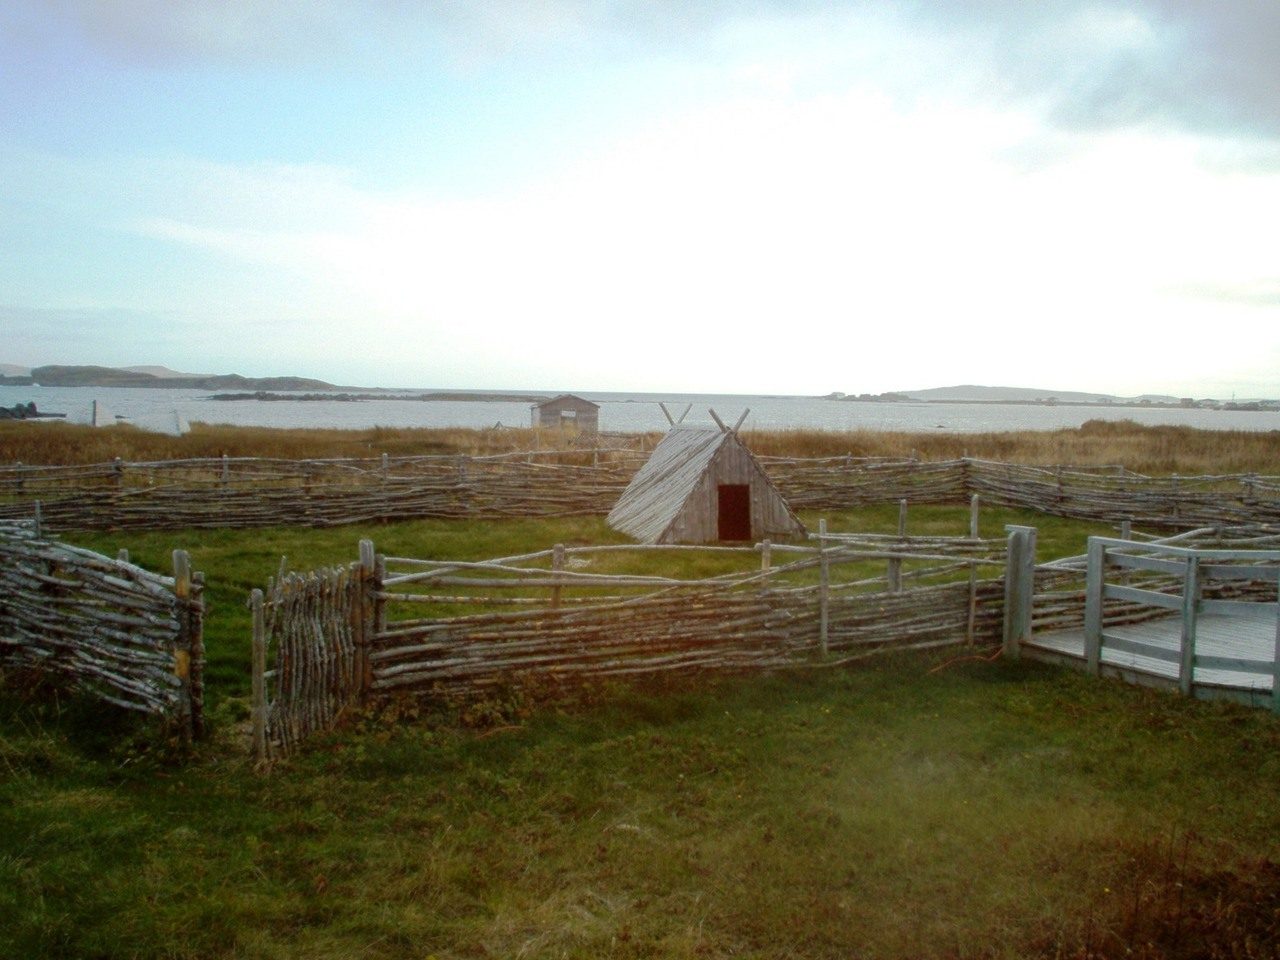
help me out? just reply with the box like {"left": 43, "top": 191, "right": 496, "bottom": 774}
{"left": 717, "top": 484, "right": 751, "bottom": 541}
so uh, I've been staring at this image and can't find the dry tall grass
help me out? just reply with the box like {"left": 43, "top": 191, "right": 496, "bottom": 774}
{"left": 2, "top": 418, "right": 1277, "bottom": 475}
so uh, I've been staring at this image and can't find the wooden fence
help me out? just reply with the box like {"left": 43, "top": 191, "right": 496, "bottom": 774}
{"left": 1002, "top": 527, "right": 1280, "bottom": 709}
{"left": 2, "top": 451, "right": 1277, "bottom": 533}
{"left": 0, "top": 520, "right": 205, "bottom": 737}
{"left": 249, "top": 546, "right": 377, "bottom": 762}
{"left": 1009, "top": 526, "right": 1280, "bottom": 655}
{"left": 251, "top": 524, "right": 1010, "bottom": 759}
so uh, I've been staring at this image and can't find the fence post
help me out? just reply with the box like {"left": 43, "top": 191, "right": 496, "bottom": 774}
{"left": 1002, "top": 525, "right": 1036, "bottom": 658}
{"left": 358, "top": 539, "right": 377, "bottom": 695}
{"left": 1271, "top": 575, "right": 1279, "bottom": 715}
{"left": 551, "top": 543, "right": 565, "bottom": 609}
{"left": 966, "top": 494, "right": 979, "bottom": 644}
{"left": 1083, "top": 537, "right": 1105, "bottom": 674}
{"left": 172, "top": 549, "right": 194, "bottom": 741}
{"left": 818, "top": 519, "right": 829, "bottom": 655}
{"left": 251, "top": 588, "right": 267, "bottom": 765}
{"left": 887, "top": 499, "right": 906, "bottom": 593}
{"left": 1178, "top": 555, "right": 1200, "bottom": 698}
{"left": 189, "top": 571, "right": 205, "bottom": 740}
{"left": 32, "top": 500, "right": 42, "bottom": 538}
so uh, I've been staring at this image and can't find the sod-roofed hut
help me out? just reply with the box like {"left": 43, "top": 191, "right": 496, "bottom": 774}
{"left": 606, "top": 424, "right": 806, "bottom": 544}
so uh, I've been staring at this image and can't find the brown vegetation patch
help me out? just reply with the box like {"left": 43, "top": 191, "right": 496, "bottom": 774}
{"left": 1031, "top": 836, "right": 1280, "bottom": 960}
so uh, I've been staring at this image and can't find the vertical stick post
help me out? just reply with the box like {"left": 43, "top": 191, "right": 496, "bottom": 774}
{"left": 887, "top": 499, "right": 906, "bottom": 593}
{"left": 551, "top": 543, "right": 565, "bottom": 609}
{"left": 251, "top": 588, "right": 267, "bottom": 765}
{"left": 966, "top": 494, "right": 979, "bottom": 644}
{"left": 358, "top": 539, "right": 377, "bottom": 694}
{"left": 172, "top": 549, "right": 193, "bottom": 740}
{"left": 818, "top": 519, "right": 829, "bottom": 656}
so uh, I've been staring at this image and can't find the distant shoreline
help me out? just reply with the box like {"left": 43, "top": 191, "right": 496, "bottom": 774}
{"left": 208, "top": 390, "right": 549, "bottom": 403}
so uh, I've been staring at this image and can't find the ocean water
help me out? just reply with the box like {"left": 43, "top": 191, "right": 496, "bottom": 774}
{"left": 1, "top": 385, "right": 1277, "bottom": 435}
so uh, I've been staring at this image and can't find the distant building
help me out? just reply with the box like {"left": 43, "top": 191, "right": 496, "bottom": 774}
{"left": 531, "top": 394, "right": 599, "bottom": 436}
{"left": 607, "top": 424, "right": 806, "bottom": 544}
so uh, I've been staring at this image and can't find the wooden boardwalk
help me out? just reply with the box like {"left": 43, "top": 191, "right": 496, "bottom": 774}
{"left": 1025, "top": 612, "right": 1277, "bottom": 703}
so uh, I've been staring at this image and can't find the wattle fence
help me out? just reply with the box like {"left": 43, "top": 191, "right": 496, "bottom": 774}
{"left": 250, "top": 529, "right": 1010, "bottom": 760}
{"left": 2, "top": 452, "right": 1277, "bottom": 532}
{"left": 0, "top": 520, "right": 205, "bottom": 737}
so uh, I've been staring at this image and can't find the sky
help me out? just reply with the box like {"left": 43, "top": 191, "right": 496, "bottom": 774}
{"left": 1, "top": 1, "right": 1278, "bottom": 397}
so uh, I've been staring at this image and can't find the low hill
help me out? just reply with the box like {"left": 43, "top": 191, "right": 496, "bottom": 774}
{"left": 27, "top": 365, "right": 338, "bottom": 391}
{"left": 901, "top": 384, "right": 1181, "bottom": 404}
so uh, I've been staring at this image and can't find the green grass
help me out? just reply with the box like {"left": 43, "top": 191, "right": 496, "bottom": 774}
{"left": 11, "top": 509, "right": 1268, "bottom": 959}
{"left": 4, "top": 654, "right": 1280, "bottom": 958}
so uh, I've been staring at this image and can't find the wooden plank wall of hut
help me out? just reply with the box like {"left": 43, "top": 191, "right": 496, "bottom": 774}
{"left": 0, "top": 452, "right": 1277, "bottom": 533}
{"left": 0, "top": 521, "right": 204, "bottom": 736}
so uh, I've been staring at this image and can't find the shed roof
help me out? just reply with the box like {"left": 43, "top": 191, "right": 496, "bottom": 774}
{"left": 532, "top": 393, "right": 599, "bottom": 410}
{"left": 606, "top": 426, "right": 735, "bottom": 543}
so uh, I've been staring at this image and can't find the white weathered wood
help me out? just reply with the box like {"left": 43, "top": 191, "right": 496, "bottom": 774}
{"left": 1179, "top": 556, "right": 1200, "bottom": 696}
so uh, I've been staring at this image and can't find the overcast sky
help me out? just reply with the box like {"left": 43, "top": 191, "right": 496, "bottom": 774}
{"left": 2, "top": 1, "right": 1278, "bottom": 396}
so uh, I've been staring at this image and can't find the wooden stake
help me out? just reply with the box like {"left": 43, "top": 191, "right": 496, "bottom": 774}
{"left": 818, "top": 519, "right": 829, "bottom": 655}
{"left": 551, "top": 543, "right": 565, "bottom": 609}
{"left": 251, "top": 588, "right": 267, "bottom": 765}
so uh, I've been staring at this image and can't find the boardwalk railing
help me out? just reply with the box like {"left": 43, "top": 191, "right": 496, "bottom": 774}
{"left": 2, "top": 452, "right": 1278, "bottom": 532}
{"left": 1081, "top": 538, "right": 1280, "bottom": 705}
{"left": 252, "top": 526, "right": 1011, "bottom": 759}
{"left": 1003, "top": 528, "right": 1280, "bottom": 710}
{"left": 0, "top": 520, "right": 205, "bottom": 737}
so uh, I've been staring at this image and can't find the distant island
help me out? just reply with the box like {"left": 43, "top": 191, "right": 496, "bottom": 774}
{"left": 210, "top": 391, "right": 548, "bottom": 403}
{"left": 3, "top": 364, "right": 1275, "bottom": 412}
{"left": 1, "top": 364, "right": 335, "bottom": 392}
{"left": 824, "top": 384, "right": 1278, "bottom": 412}
{"left": 0, "top": 364, "right": 549, "bottom": 403}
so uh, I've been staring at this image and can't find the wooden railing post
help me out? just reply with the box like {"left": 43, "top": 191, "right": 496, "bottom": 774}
{"left": 1083, "top": 537, "right": 1106, "bottom": 674}
{"left": 1271, "top": 576, "right": 1280, "bottom": 715}
{"left": 1003, "top": 525, "right": 1037, "bottom": 659}
{"left": 250, "top": 588, "right": 267, "bottom": 765}
{"left": 1178, "top": 555, "right": 1200, "bottom": 697}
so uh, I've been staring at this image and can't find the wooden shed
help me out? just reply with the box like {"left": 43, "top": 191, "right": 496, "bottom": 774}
{"left": 606, "top": 424, "right": 806, "bottom": 544}
{"left": 531, "top": 394, "right": 599, "bottom": 435}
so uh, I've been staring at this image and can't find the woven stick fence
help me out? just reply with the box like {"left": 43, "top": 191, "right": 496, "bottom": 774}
{"left": 249, "top": 542, "right": 379, "bottom": 762}
{"left": 252, "top": 526, "right": 1011, "bottom": 759}
{"left": 3, "top": 450, "right": 1277, "bottom": 533}
{"left": 0, "top": 520, "right": 205, "bottom": 737}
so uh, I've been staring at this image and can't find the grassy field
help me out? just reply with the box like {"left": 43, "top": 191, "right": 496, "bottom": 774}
{"left": 4, "top": 648, "right": 1280, "bottom": 959}
{"left": 3, "top": 423, "right": 1280, "bottom": 958}
{"left": 4, "top": 417, "right": 1280, "bottom": 474}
